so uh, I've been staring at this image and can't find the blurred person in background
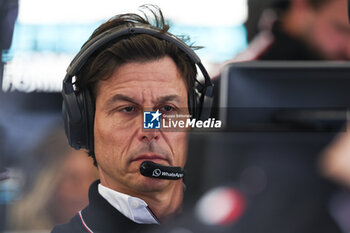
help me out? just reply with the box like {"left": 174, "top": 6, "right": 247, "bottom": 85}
{"left": 213, "top": 0, "right": 350, "bottom": 108}
{"left": 7, "top": 125, "right": 98, "bottom": 231}
{"left": 318, "top": 124, "right": 350, "bottom": 232}
{"left": 235, "top": 0, "right": 350, "bottom": 61}
{"left": 236, "top": 0, "right": 350, "bottom": 191}
{"left": 320, "top": 125, "right": 350, "bottom": 190}
{"left": 209, "top": 0, "right": 350, "bottom": 232}
{"left": 243, "top": 0, "right": 350, "bottom": 206}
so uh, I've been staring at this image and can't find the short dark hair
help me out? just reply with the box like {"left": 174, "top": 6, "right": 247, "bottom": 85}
{"left": 272, "top": 0, "right": 333, "bottom": 15}
{"left": 75, "top": 5, "right": 197, "bottom": 99}
{"left": 74, "top": 5, "right": 198, "bottom": 166}
{"left": 308, "top": 0, "right": 333, "bottom": 9}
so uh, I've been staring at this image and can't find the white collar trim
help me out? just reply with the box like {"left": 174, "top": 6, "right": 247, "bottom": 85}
{"left": 98, "top": 183, "right": 159, "bottom": 224}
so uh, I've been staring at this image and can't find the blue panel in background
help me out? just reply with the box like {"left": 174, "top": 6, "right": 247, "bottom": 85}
{"left": 9, "top": 22, "right": 103, "bottom": 54}
{"left": 8, "top": 22, "right": 247, "bottom": 63}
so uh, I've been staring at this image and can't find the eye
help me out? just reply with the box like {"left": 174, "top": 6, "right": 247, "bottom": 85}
{"left": 160, "top": 105, "right": 175, "bottom": 113}
{"left": 121, "top": 106, "right": 135, "bottom": 113}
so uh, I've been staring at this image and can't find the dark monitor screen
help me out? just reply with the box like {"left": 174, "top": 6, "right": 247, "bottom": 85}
{"left": 219, "top": 61, "right": 350, "bottom": 132}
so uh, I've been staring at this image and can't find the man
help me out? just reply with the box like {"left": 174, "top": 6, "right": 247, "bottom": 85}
{"left": 52, "top": 5, "right": 212, "bottom": 233}
{"left": 235, "top": 0, "right": 350, "bottom": 61}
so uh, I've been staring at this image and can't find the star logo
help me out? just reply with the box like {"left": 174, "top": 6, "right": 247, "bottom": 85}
{"left": 143, "top": 110, "right": 162, "bottom": 129}
{"left": 150, "top": 110, "right": 162, "bottom": 122}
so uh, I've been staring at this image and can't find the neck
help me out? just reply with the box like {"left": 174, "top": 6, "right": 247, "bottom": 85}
{"left": 140, "top": 180, "right": 184, "bottom": 222}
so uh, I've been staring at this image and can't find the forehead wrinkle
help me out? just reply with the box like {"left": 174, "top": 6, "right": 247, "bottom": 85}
{"left": 99, "top": 57, "right": 185, "bottom": 92}
{"left": 135, "top": 88, "right": 181, "bottom": 106}
{"left": 102, "top": 85, "right": 184, "bottom": 111}
{"left": 113, "top": 72, "right": 173, "bottom": 86}
{"left": 96, "top": 57, "right": 188, "bottom": 109}
{"left": 110, "top": 60, "right": 183, "bottom": 86}
{"left": 115, "top": 80, "right": 185, "bottom": 106}
{"left": 105, "top": 94, "right": 139, "bottom": 108}
{"left": 99, "top": 78, "right": 169, "bottom": 101}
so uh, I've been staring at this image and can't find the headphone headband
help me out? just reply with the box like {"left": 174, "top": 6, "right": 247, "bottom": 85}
{"left": 65, "top": 23, "right": 201, "bottom": 81}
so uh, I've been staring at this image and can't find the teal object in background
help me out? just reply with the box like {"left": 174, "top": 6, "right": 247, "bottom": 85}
{"left": 9, "top": 22, "right": 102, "bottom": 54}
{"left": 8, "top": 22, "right": 247, "bottom": 63}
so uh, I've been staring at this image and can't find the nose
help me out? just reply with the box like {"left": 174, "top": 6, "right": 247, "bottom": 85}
{"left": 138, "top": 129, "right": 160, "bottom": 143}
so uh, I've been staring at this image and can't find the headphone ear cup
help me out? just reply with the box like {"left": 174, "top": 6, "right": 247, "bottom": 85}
{"left": 62, "top": 87, "right": 94, "bottom": 151}
{"left": 62, "top": 90, "right": 85, "bottom": 150}
{"left": 188, "top": 91, "right": 194, "bottom": 119}
{"left": 62, "top": 99, "right": 72, "bottom": 147}
{"left": 82, "top": 88, "right": 95, "bottom": 153}
{"left": 190, "top": 84, "right": 214, "bottom": 121}
{"left": 188, "top": 87, "right": 200, "bottom": 119}
{"left": 199, "top": 89, "right": 213, "bottom": 120}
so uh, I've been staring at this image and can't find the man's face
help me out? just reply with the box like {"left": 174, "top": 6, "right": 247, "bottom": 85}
{"left": 306, "top": 0, "right": 350, "bottom": 60}
{"left": 93, "top": 56, "right": 188, "bottom": 195}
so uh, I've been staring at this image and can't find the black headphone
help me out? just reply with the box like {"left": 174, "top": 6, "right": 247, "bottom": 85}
{"left": 62, "top": 23, "right": 214, "bottom": 152}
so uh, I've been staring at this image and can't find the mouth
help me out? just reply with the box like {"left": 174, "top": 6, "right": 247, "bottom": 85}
{"left": 132, "top": 154, "right": 170, "bottom": 166}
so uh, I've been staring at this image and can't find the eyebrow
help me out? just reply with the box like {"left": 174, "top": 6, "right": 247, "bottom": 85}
{"left": 104, "top": 94, "right": 139, "bottom": 110}
{"left": 104, "top": 94, "right": 182, "bottom": 109}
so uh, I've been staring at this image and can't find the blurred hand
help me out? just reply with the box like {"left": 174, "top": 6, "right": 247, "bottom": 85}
{"left": 319, "top": 122, "right": 350, "bottom": 188}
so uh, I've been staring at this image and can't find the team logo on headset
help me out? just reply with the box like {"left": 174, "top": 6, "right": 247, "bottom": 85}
{"left": 143, "top": 110, "right": 162, "bottom": 129}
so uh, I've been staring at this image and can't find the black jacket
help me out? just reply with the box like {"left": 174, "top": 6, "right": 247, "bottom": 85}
{"left": 257, "top": 22, "right": 324, "bottom": 60}
{"left": 51, "top": 180, "right": 158, "bottom": 233}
